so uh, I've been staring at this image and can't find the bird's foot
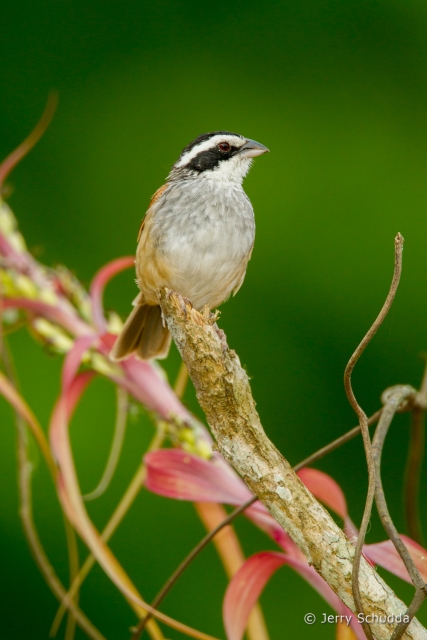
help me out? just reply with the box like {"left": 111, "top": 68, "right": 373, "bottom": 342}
{"left": 200, "top": 305, "right": 220, "bottom": 325}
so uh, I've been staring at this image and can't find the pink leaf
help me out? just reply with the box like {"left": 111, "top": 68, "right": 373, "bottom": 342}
{"left": 0, "top": 297, "right": 90, "bottom": 337}
{"left": 223, "top": 552, "right": 364, "bottom": 640}
{"left": 50, "top": 371, "right": 95, "bottom": 466}
{"left": 297, "top": 467, "right": 348, "bottom": 519}
{"left": 64, "top": 371, "right": 96, "bottom": 416}
{"left": 51, "top": 334, "right": 97, "bottom": 467}
{"left": 90, "top": 256, "right": 134, "bottom": 332}
{"left": 119, "top": 356, "right": 195, "bottom": 422}
{"left": 223, "top": 552, "right": 286, "bottom": 640}
{"left": 145, "top": 449, "right": 252, "bottom": 504}
{"left": 364, "top": 535, "right": 427, "bottom": 584}
{"left": 62, "top": 335, "right": 97, "bottom": 391}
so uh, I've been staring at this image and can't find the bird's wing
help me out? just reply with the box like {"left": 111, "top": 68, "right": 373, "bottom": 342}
{"left": 232, "top": 243, "right": 254, "bottom": 296}
{"left": 137, "top": 183, "right": 169, "bottom": 242}
{"left": 135, "top": 183, "right": 173, "bottom": 306}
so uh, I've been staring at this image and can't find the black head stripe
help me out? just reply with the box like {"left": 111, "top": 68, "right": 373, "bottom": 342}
{"left": 179, "top": 131, "right": 243, "bottom": 159}
{"left": 167, "top": 132, "right": 246, "bottom": 180}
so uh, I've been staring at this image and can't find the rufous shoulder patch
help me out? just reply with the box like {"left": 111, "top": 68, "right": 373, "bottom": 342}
{"left": 137, "top": 184, "right": 169, "bottom": 242}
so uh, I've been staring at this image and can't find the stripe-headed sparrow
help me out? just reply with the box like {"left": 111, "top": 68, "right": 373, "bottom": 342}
{"left": 111, "top": 131, "right": 269, "bottom": 361}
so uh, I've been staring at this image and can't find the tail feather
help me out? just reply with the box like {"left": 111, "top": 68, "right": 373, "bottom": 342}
{"left": 135, "top": 306, "right": 171, "bottom": 360}
{"left": 110, "top": 302, "right": 171, "bottom": 361}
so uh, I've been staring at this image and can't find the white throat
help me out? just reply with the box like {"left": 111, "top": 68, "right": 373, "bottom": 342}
{"left": 197, "top": 155, "right": 253, "bottom": 184}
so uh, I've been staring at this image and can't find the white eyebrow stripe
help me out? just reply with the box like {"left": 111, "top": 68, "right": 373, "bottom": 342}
{"left": 175, "top": 135, "right": 245, "bottom": 168}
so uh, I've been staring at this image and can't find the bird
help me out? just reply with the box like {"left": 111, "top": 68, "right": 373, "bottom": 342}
{"left": 110, "top": 131, "right": 269, "bottom": 361}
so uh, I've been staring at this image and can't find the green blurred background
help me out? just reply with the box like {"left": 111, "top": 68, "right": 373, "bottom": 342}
{"left": 2, "top": 0, "right": 427, "bottom": 638}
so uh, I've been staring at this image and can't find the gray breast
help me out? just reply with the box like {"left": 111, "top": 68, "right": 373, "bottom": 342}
{"left": 151, "top": 178, "right": 255, "bottom": 308}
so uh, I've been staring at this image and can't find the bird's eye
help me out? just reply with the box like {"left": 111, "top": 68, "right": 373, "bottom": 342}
{"left": 218, "top": 142, "right": 231, "bottom": 152}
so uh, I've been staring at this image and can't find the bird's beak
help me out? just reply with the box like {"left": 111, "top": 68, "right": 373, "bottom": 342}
{"left": 239, "top": 139, "right": 270, "bottom": 158}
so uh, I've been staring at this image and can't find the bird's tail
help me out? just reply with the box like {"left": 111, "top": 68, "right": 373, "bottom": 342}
{"left": 110, "top": 296, "right": 171, "bottom": 361}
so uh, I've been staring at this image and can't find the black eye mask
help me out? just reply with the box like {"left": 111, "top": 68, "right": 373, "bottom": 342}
{"left": 187, "top": 146, "right": 239, "bottom": 173}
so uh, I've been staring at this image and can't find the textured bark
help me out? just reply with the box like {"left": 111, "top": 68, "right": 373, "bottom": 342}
{"left": 158, "top": 289, "right": 427, "bottom": 640}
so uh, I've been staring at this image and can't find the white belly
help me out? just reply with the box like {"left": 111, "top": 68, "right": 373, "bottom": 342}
{"left": 153, "top": 179, "right": 255, "bottom": 309}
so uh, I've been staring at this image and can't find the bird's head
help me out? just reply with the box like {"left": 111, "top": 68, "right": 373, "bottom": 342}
{"left": 167, "top": 131, "right": 269, "bottom": 183}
